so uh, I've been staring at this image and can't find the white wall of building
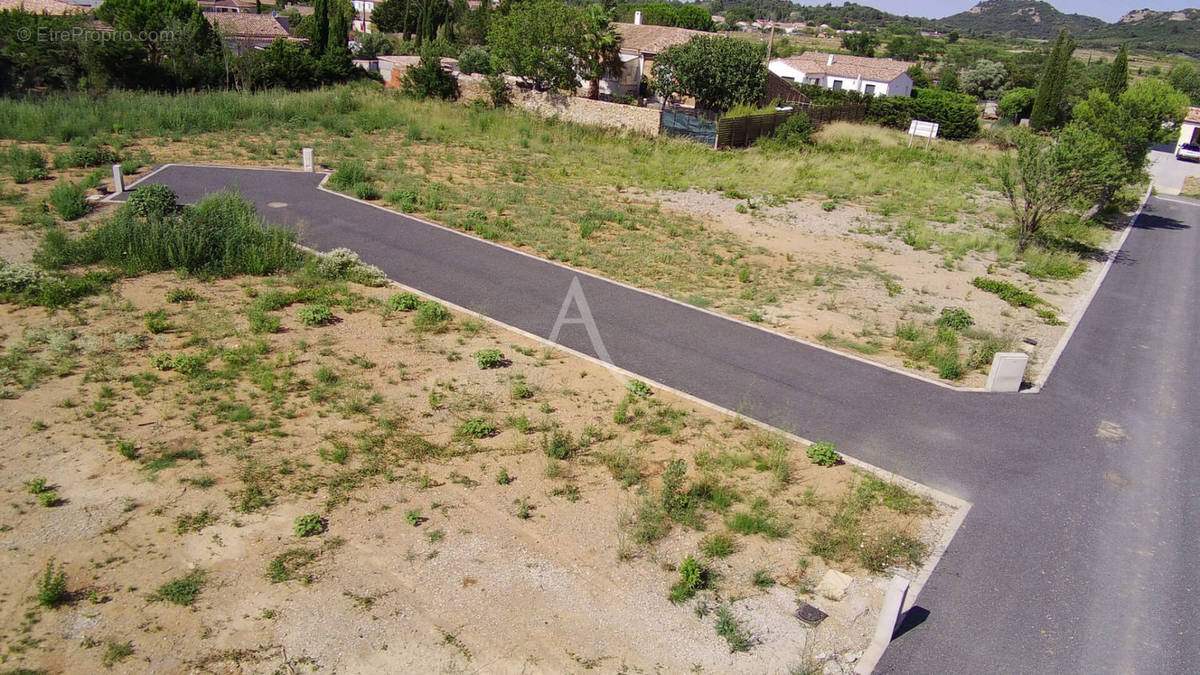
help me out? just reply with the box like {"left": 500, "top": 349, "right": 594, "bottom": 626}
{"left": 1181, "top": 121, "right": 1200, "bottom": 148}
{"left": 768, "top": 60, "right": 912, "bottom": 97}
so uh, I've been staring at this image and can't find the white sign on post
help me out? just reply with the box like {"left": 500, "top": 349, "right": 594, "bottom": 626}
{"left": 907, "top": 120, "right": 939, "bottom": 149}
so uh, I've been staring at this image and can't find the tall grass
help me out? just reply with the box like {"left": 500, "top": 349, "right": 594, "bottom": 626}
{"left": 37, "top": 190, "right": 301, "bottom": 277}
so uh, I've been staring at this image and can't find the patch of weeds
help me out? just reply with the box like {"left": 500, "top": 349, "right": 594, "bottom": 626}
{"left": 449, "top": 472, "right": 480, "bottom": 488}
{"left": 298, "top": 303, "right": 334, "bottom": 327}
{"left": 751, "top": 569, "right": 775, "bottom": 589}
{"left": 725, "top": 498, "right": 788, "bottom": 539}
{"left": 496, "top": 467, "right": 513, "bottom": 485}
{"left": 714, "top": 605, "right": 751, "bottom": 652}
{"left": 405, "top": 509, "right": 423, "bottom": 526}
{"left": 167, "top": 288, "right": 199, "bottom": 303}
{"left": 935, "top": 307, "right": 974, "bottom": 331}
{"left": 667, "top": 555, "right": 710, "bottom": 604}
{"left": 472, "top": 348, "right": 505, "bottom": 369}
{"left": 102, "top": 640, "right": 134, "bottom": 668}
{"left": 513, "top": 497, "right": 533, "bottom": 519}
{"left": 700, "top": 532, "right": 735, "bottom": 558}
{"left": 551, "top": 484, "right": 581, "bottom": 502}
{"left": 115, "top": 439, "right": 138, "bottom": 460}
{"left": 144, "top": 309, "right": 171, "bottom": 334}
{"left": 456, "top": 417, "right": 496, "bottom": 439}
{"left": 597, "top": 447, "right": 643, "bottom": 487}
{"left": 150, "top": 569, "right": 205, "bottom": 606}
{"left": 855, "top": 474, "right": 933, "bottom": 515}
{"left": 387, "top": 292, "right": 420, "bottom": 311}
{"left": 541, "top": 428, "right": 576, "bottom": 460}
{"left": 413, "top": 301, "right": 452, "bottom": 332}
{"left": 266, "top": 548, "right": 318, "bottom": 583}
{"left": 174, "top": 509, "right": 218, "bottom": 534}
{"left": 293, "top": 514, "right": 327, "bottom": 537}
{"left": 427, "top": 529, "right": 445, "bottom": 543}
{"left": 626, "top": 379, "right": 652, "bottom": 398}
{"left": 35, "top": 560, "right": 68, "bottom": 608}
{"left": 24, "top": 477, "right": 49, "bottom": 494}
{"left": 509, "top": 379, "right": 533, "bottom": 400}
{"left": 806, "top": 441, "right": 841, "bottom": 467}
{"left": 971, "top": 277, "right": 1044, "bottom": 308}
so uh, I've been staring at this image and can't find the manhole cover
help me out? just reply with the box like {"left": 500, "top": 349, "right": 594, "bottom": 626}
{"left": 266, "top": 201, "right": 288, "bottom": 208}
{"left": 795, "top": 603, "right": 828, "bottom": 627}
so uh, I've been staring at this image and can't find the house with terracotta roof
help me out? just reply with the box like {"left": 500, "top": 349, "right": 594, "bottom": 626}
{"left": 0, "top": 0, "right": 86, "bottom": 14}
{"left": 769, "top": 53, "right": 915, "bottom": 97}
{"left": 205, "top": 11, "right": 292, "bottom": 55}
{"left": 603, "top": 15, "right": 708, "bottom": 98}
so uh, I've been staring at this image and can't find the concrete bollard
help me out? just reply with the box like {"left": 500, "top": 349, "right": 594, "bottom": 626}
{"left": 302, "top": 147, "right": 314, "bottom": 173}
{"left": 855, "top": 575, "right": 910, "bottom": 674}
{"left": 111, "top": 164, "right": 124, "bottom": 195}
{"left": 986, "top": 351, "right": 1029, "bottom": 393}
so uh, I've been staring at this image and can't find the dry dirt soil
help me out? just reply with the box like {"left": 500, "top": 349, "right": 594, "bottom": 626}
{"left": 0, "top": 227, "right": 956, "bottom": 673}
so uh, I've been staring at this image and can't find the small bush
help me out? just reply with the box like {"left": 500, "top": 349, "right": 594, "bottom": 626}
{"left": 298, "top": 303, "right": 334, "bottom": 327}
{"left": 126, "top": 184, "right": 179, "bottom": 220}
{"left": 935, "top": 307, "right": 974, "bottom": 331}
{"left": 144, "top": 309, "right": 171, "bottom": 334}
{"left": 167, "top": 287, "right": 199, "bottom": 303}
{"left": 413, "top": 300, "right": 452, "bottom": 332}
{"left": 248, "top": 309, "right": 281, "bottom": 334}
{"left": 352, "top": 182, "right": 381, "bottom": 200}
{"left": 485, "top": 73, "right": 511, "bottom": 108}
{"left": 458, "top": 45, "right": 493, "bottom": 75}
{"left": 327, "top": 161, "right": 372, "bottom": 191}
{"left": 6, "top": 144, "right": 49, "bottom": 183}
{"left": 667, "top": 555, "right": 709, "bottom": 604}
{"left": 541, "top": 428, "right": 576, "bottom": 459}
{"left": 626, "top": 379, "right": 652, "bottom": 398}
{"left": 473, "top": 348, "right": 505, "bottom": 369}
{"left": 457, "top": 417, "right": 496, "bottom": 439}
{"left": 35, "top": 560, "right": 69, "bottom": 608}
{"left": 388, "top": 292, "right": 420, "bottom": 311}
{"left": 401, "top": 52, "right": 460, "bottom": 101}
{"left": 151, "top": 569, "right": 205, "bottom": 606}
{"left": 54, "top": 145, "right": 119, "bottom": 170}
{"left": 405, "top": 509, "right": 423, "bottom": 526}
{"left": 102, "top": 640, "right": 134, "bottom": 668}
{"left": 115, "top": 440, "right": 138, "bottom": 460}
{"left": 48, "top": 182, "right": 90, "bottom": 220}
{"left": 314, "top": 247, "right": 386, "bottom": 286}
{"left": 806, "top": 441, "right": 841, "bottom": 467}
{"left": 769, "top": 110, "right": 814, "bottom": 148}
{"left": 293, "top": 513, "right": 326, "bottom": 537}
{"left": 25, "top": 477, "right": 49, "bottom": 494}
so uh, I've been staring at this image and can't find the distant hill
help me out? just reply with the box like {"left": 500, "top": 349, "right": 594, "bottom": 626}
{"left": 1085, "top": 8, "right": 1200, "bottom": 56}
{"left": 941, "top": 0, "right": 1107, "bottom": 39}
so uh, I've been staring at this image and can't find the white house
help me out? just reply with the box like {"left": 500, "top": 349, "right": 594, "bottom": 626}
{"left": 351, "top": 0, "right": 375, "bottom": 32}
{"left": 1180, "top": 107, "right": 1200, "bottom": 148}
{"left": 768, "top": 53, "right": 915, "bottom": 97}
{"left": 598, "top": 15, "right": 707, "bottom": 98}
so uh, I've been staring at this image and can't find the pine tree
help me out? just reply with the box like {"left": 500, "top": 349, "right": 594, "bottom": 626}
{"left": 312, "top": 0, "right": 330, "bottom": 56}
{"left": 1105, "top": 43, "right": 1128, "bottom": 98}
{"left": 1030, "top": 30, "right": 1074, "bottom": 131}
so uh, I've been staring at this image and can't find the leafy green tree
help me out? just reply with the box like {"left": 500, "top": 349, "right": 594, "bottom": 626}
{"left": 840, "top": 31, "right": 878, "bottom": 57}
{"left": 653, "top": 35, "right": 765, "bottom": 112}
{"left": 673, "top": 4, "right": 714, "bottom": 31}
{"left": 238, "top": 38, "right": 318, "bottom": 89}
{"left": 327, "top": 0, "right": 351, "bottom": 53}
{"left": 579, "top": 4, "right": 622, "bottom": 100}
{"left": 1167, "top": 63, "right": 1200, "bottom": 105}
{"left": 998, "top": 87, "right": 1036, "bottom": 122}
{"left": 960, "top": 59, "right": 1009, "bottom": 101}
{"left": 999, "top": 127, "right": 1121, "bottom": 251}
{"left": 937, "top": 64, "right": 960, "bottom": 93}
{"left": 907, "top": 64, "right": 929, "bottom": 89}
{"left": 884, "top": 34, "right": 931, "bottom": 61}
{"left": 356, "top": 31, "right": 395, "bottom": 59}
{"left": 0, "top": 11, "right": 89, "bottom": 93}
{"left": 488, "top": 0, "right": 582, "bottom": 92}
{"left": 97, "top": 0, "right": 205, "bottom": 65}
{"left": 312, "top": 0, "right": 330, "bottom": 54}
{"left": 1029, "top": 29, "right": 1075, "bottom": 131}
{"left": 1104, "top": 43, "right": 1128, "bottom": 98}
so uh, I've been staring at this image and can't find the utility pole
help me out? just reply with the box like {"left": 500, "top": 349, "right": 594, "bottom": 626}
{"left": 766, "top": 21, "right": 776, "bottom": 62}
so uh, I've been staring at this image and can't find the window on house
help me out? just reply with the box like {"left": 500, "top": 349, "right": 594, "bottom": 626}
{"left": 864, "top": 84, "right": 876, "bottom": 95}
{"left": 831, "top": 80, "right": 843, "bottom": 90}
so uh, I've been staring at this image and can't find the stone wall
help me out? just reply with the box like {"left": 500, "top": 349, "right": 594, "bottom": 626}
{"left": 513, "top": 90, "right": 661, "bottom": 137}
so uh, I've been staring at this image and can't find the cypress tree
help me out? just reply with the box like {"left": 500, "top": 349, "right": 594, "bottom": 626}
{"left": 1030, "top": 30, "right": 1074, "bottom": 131}
{"left": 328, "top": 0, "right": 349, "bottom": 53}
{"left": 1105, "top": 43, "right": 1128, "bottom": 98}
{"left": 312, "top": 0, "right": 330, "bottom": 56}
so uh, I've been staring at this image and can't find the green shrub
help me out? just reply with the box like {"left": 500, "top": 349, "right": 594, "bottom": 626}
{"left": 386, "top": 187, "right": 421, "bottom": 211}
{"left": 725, "top": 503, "right": 789, "bottom": 538}
{"left": 126, "top": 184, "right": 179, "bottom": 220}
{"left": 457, "top": 417, "right": 496, "bottom": 439}
{"left": 102, "top": 640, "right": 134, "bottom": 668}
{"left": 935, "top": 306, "right": 974, "bottom": 331}
{"left": 326, "top": 160, "right": 372, "bottom": 192}
{"left": 541, "top": 428, "right": 576, "bottom": 459}
{"left": 6, "top": 144, "right": 48, "bottom": 183}
{"left": 770, "top": 110, "right": 814, "bottom": 148}
{"left": 667, "top": 555, "right": 709, "bottom": 604}
{"left": 115, "top": 440, "right": 138, "bottom": 460}
{"left": 715, "top": 605, "right": 750, "bottom": 652}
{"left": 485, "top": 73, "right": 511, "bottom": 108}
{"left": 151, "top": 569, "right": 205, "bottom": 606}
{"left": 144, "top": 309, "right": 171, "bottom": 334}
{"left": 458, "top": 46, "right": 493, "bottom": 75}
{"left": 248, "top": 309, "right": 281, "bottom": 334}
{"left": 413, "top": 300, "right": 452, "bottom": 331}
{"left": 352, "top": 182, "right": 381, "bottom": 200}
{"left": 473, "top": 348, "right": 505, "bottom": 369}
{"left": 48, "top": 182, "right": 90, "bottom": 220}
{"left": 293, "top": 513, "right": 326, "bottom": 537}
{"left": 35, "top": 560, "right": 68, "bottom": 608}
{"left": 53, "top": 145, "right": 119, "bottom": 170}
{"left": 166, "top": 287, "right": 198, "bottom": 303}
{"left": 388, "top": 292, "right": 420, "bottom": 311}
{"left": 297, "top": 303, "right": 334, "bottom": 327}
{"left": 313, "top": 248, "right": 386, "bottom": 286}
{"left": 401, "top": 52, "right": 460, "bottom": 101}
{"left": 806, "top": 441, "right": 841, "bottom": 467}
{"left": 626, "top": 379, "right": 652, "bottom": 397}
{"left": 267, "top": 548, "right": 319, "bottom": 583}
{"left": 405, "top": 509, "right": 423, "bottom": 526}
{"left": 24, "top": 477, "right": 48, "bottom": 494}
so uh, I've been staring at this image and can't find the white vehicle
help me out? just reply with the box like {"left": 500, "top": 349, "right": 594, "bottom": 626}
{"left": 1177, "top": 142, "right": 1200, "bottom": 162}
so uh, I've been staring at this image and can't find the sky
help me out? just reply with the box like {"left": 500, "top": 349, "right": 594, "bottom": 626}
{"left": 800, "top": 1, "right": 1198, "bottom": 23}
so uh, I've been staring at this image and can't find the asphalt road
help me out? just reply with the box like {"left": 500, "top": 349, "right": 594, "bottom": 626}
{"left": 114, "top": 167, "right": 1199, "bottom": 672}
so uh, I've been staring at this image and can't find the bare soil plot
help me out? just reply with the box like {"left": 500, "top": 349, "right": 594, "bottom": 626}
{"left": 0, "top": 248, "right": 955, "bottom": 673}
